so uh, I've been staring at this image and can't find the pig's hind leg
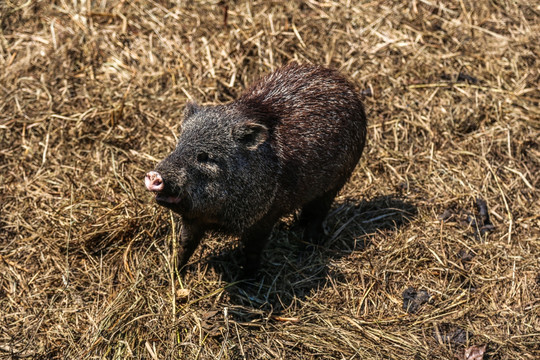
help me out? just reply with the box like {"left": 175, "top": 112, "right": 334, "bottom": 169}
{"left": 299, "top": 183, "right": 344, "bottom": 245}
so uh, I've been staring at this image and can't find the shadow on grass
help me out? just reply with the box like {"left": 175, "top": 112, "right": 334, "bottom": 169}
{"left": 201, "top": 194, "right": 417, "bottom": 317}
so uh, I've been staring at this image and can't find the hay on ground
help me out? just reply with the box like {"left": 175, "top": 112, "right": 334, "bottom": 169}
{"left": 0, "top": 1, "right": 538, "bottom": 359}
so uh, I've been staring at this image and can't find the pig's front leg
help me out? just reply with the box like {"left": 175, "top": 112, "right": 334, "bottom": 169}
{"left": 240, "top": 215, "right": 278, "bottom": 278}
{"left": 176, "top": 221, "right": 205, "bottom": 270}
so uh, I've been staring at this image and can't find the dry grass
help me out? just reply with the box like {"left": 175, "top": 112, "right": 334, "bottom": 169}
{"left": 1, "top": 0, "right": 539, "bottom": 359}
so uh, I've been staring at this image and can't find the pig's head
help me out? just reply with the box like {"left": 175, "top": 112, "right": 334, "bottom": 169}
{"left": 145, "top": 102, "right": 279, "bottom": 228}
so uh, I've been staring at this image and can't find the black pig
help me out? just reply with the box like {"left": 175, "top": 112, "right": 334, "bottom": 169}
{"left": 145, "top": 63, "right": 367, "bottom": 276}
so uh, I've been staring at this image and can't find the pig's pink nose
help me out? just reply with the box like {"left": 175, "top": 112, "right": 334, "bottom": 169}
{"left": 145, "top": 171, "right": 164, "bottom": 192}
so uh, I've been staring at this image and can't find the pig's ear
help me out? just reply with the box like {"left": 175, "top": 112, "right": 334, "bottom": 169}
{"left": 233, "top": 122, "right": 268, "bottom": 150}
{"left": 184, "top": 101, "right": 200, "bottom": 118}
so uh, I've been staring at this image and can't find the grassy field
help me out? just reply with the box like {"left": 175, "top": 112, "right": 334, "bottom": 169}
{"left": 1, "top": 0, "right": 538, "bottom": 359}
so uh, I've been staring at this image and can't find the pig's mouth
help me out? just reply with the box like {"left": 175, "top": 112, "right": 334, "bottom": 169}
{"left": 154, "top": 191, "right": 190, "bottom": 213}
{"left": 155, "top": 193, "right": 183, "bottom": 205}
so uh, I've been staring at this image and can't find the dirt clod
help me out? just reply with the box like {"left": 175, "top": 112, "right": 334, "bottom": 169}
{"left": 403, "top": 287, "right": 432, "bottom": 314}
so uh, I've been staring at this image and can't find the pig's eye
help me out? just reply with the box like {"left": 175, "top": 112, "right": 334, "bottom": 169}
{"left": 197, "top": 152, "right": 209, "bottom": 163}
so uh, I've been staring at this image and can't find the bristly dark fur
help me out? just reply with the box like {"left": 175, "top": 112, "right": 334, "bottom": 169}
{"left": 149, "top": 62, "right": 367, "bottom": 276}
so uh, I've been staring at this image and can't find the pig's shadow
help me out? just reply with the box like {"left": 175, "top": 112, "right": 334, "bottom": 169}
{"left": 197, "top": 194, "right": 417, "bottom": 316}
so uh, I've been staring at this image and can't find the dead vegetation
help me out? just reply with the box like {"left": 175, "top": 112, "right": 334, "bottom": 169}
{"left": 0, "top": 0, "right": 539, "bottom": 359}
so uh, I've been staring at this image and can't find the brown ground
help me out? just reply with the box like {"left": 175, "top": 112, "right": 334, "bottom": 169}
{"left": 1, "top": 1, "right": 539, "bottom": 359}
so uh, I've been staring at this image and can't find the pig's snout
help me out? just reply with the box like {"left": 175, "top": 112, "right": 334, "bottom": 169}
{"left": 145, "top": 171, "right": 164, "bottom": 192}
